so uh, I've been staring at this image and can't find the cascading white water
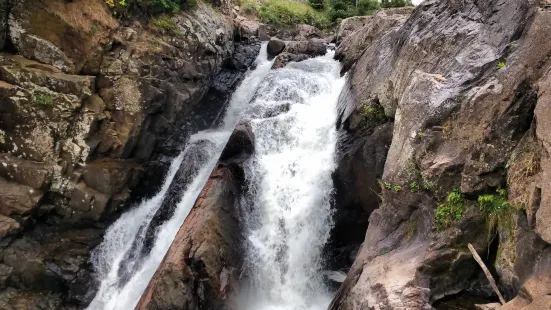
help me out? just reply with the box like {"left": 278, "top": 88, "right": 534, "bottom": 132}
{"left": 236, "top": 52, "right": 345, "bottom": 310}
{"left": 87, "top": 44, "right": 273, "bottom": 310}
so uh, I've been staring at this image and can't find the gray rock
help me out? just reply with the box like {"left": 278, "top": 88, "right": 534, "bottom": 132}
{"left": 267, "top": 37, "right": 286, "bottom": 57}
{"left": 330, "top": 0, "right": 542, "bottom": 308}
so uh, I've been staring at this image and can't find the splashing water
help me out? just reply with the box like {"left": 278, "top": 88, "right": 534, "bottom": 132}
{"left": 87, "top": 44, "right": 273, "bottom": 310}
{"left": 236, "top": 52, "right": 345, "bottom": 310}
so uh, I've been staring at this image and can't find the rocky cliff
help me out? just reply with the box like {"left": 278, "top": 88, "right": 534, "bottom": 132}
{"left": 331, "top": 0, "right": 551, "bottom": 309}
{"left": 0, "top": 0, "right": 259, "bottom": 308}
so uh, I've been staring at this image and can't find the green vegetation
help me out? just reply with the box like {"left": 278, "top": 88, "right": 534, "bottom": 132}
{"left": 435, "top": 189, "right": 466, "bottom": 231}
{"left": 105, "top": 0, "right": 192, "bottom": 16}
{"left": 478, "top": 189, "right": 517, "bottom": 239}
{"left": 380, "top": 0, "right": 412, "bottom": 8}
{"left": 409, "top": 181, "right": 419, "bottom": 193}
{"left": 406, "top": 220, "right": 417, "bottom": 240}
{"left": 497, "top": 61, "right": 505, "bottom": 69}
{"left": 150, "top": 15, "right": 182, "bottom": 36}
{"left": 240, "top": 0, "right": 410, "bottom": 28}
{"left": 35, "top": 93, "right": 53, "bottom": 107}
{"left": 307, "top": 0, "right": 325, "bottom": 10}
{"left": 257, "top": 0, "right": 331, "bottom": 29}
{"left": 358, "top": 100, "right": 387, "bottom": 134}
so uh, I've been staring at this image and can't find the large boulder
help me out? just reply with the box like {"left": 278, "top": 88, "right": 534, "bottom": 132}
{"left": 136, "top": 167, "right": 243, "bottom": 310}
{"left": 267, "top": 37, "right": 286, "bottom": 57}
{"left": 220, "top": 121, "right": 255, "bottom": 163}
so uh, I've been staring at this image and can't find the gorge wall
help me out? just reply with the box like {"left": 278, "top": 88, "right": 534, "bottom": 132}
{"left": 0, "top": 0, "right": 260, "bottom": 308}
{"left": 330, "top": 0, "right": 551, "bottom": 309}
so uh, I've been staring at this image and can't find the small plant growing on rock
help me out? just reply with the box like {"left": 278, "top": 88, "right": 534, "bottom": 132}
{"left": 150, "top": 15, "right": 182, "bottom": 36}
{"left": 478, "top": 188, "right": 516, "bottom": 239}
{"left": 405, "top": 220, "right": 417, "bottom": 240}
{"left": 409, "top": 181, "right": 419, "bottom": 193}
{"left": 421, "top": 177, "right": 435, "bottom": 190}
{"left": 435, "top": 189, "right": 465, "bottom": 231}
{"left": 392, "top": 185, "right": 402, "bottom": 192}
{"left": 497, "top": 61, "right": 505, "bottom": 69}
{"left": 35, "top": 93, "right": 53, "bottom": 107}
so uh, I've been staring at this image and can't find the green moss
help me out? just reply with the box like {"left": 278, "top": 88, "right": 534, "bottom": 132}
{"left": 149, "top": 15, "right": 182, "bottom": 36}
{"left": 34, "top": 93, "right": 53, "bottom": 107}
{"left": 435, "top": 189, "right": 465, "bottom": 231}
{"left": 497, "top": 61, "right": 505, "bottom": 69}
{"left": 406, "top": 220, "right": 416, "bottom": 240}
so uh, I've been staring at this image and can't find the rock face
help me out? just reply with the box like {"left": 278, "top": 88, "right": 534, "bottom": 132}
{"left": 0, "top": 0, "right": 260, "bottom": 308}
{"left": 135, "top": 166, "right": 243, "bottom": 310}
{"left": 334, "top": 8, "right": 412, "bottom": 73}
{"left": 331, "top": 0, "right": 551, "bottom": 309}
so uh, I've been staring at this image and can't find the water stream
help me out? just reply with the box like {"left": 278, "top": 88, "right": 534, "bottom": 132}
{"left": 87, "top": 44, "right": 273, "bottom": 310}
{"left": 236, "top": 52, "right": 345, "bottom": 310}
{"left": 87, "top": 45, "right": 345, "bottom": 310}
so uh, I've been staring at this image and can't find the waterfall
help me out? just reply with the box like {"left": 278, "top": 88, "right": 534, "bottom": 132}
{"left": 236, "top": 52, "right": 345, "bottom": 310}
{"left": 86, "top": 44, "right": 273, "bottom": 310}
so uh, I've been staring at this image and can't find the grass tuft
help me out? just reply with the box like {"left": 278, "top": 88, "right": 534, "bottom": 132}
{"left": 35, "top": 93, "right": 53, "bottom": 107}
{"left": 435, "top": 189, "right": 465, "bottom": 231}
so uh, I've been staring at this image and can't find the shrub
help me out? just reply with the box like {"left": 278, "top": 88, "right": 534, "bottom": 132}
{"left": 139, "top": 0, "right": 181, "bottom": 14}
{"left": 435, "top": 189, "right": 465, "bottom": 231}
{"left": 105, "top": 0, "right": 187, "bottom": 16}
{"left": 150, "top": 15, "right": 182, "bottom": 36}
{"left": 258, "top": 0, "right": 330, "bottom": 29}
{"left": 380, "top": 0, "right": 412, "bottom": 8}
{"left": 240, "top": 0, "right": 260, "bottom": 15}
{"left": 357, "top": 0, "right": 379, "bottom": 14}
{"left": 35, "top": 93, "right": 53, "bottom": 107}
{"left": 327, "top": 0, "right": 356, "bottom": 21}
{"left": 308, "top": 0, "right": 326, "bottom": 10}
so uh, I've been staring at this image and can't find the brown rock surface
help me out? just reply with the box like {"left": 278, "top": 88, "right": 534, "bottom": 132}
{"left": 136, "top": 167, "right": 243, "bottom": 310}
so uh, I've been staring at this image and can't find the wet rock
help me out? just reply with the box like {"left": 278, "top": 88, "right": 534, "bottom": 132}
{"left": 136, "top": 167, "right": 243, "bottom": 310}
{"left": 220, "top": 120, "right": 255, "bottom": 163}
{"left": 329, "top": 123, "right": 393, "bottom": 269}
{"left": 267, "top": 37, "right": 286, "bottom": 57}
{"left": 284, "top": 40, "right": 326, "bottom": 56}
{"left": 272, "top": 52, "right": 310, "bottom": 69}
{"left": 228, "top": 41, "right": 262, "bottom": 71}
{"left": 271, "top": 40, "right": 326, "bottom": 69}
